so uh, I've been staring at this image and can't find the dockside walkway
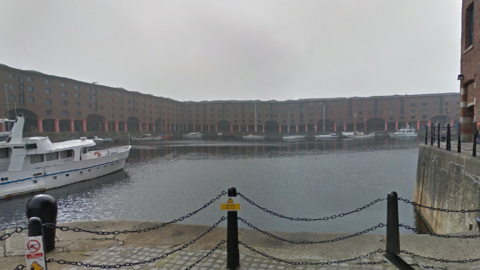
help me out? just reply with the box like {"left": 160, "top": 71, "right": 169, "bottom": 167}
{"left": 2, "top": 220, "right": 480, "bottom": 270}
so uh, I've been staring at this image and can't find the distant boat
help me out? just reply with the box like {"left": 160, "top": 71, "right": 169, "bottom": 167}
{"left": 87, "top": 136, "right": 104, "bottom": 144}
{"left": 182, "top": 132, "right": 203, "bottom": 139}
{"left": 131, "top": 134, "right": 163, "bottom": 141}
{"left": 389, "top": 126, "right": 417, "bottom": 137}
{"left": 283, "top": 135, "right": 306, "bottom": 141}
{"left": 242, "top": 134, "right": 265, "bottom": 140}
{"left": 315, "top": 133, "right": 339, "bottom": 139}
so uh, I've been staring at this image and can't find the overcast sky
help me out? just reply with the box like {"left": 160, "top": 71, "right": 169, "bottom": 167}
{"left": 1, "top": 0, "right": 461, "bottom": 102}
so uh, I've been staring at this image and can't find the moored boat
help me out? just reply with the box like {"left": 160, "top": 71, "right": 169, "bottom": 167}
{"left": 315, "top": 133, "right": 339, "bottom": 139}
{"left": 242, "top": 134, "right": 265, "bottom": 140}
{"left": 131, "top": 134, "right": 163, "bottom": 141}
{"left": 282, "top": 135, "right": 306, "bottom": 141}
{"left": 389, "top": 126, "right": 417, "bottom": 137}
{"left": 0, "top": 115, "right": 131, "bottom": 200}
{"left": 182, "top": 132, "right": 203, "bottom": 139}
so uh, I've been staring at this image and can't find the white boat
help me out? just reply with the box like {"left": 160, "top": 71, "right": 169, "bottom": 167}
{"left": 131, "top": 134, "right": 163, "bottom": 141}
{"left": 242, "top": 134, "right": 265, "bottom": 140}
{"left": 182, "top": 132, "right": 203, "bottom": 139}
{"left": 352, "top": 131, "right": 375, "bottom": 139}
{"left": 283, "top": 135, "right": 306, "bottom": 141}
{"left": 315, "top": 133, "right": 339, "bottom": 139}
{"left": 389, "top": 126, "right": 417, "bottom": 137}
{"left": 0, "top": 115, "right": 131, "bottom": 200}
{"left": 341, "top": 132, "right": 355, "bottom": 138}
{"left": 89, "top": 136, "right": 104, "bottom": 144}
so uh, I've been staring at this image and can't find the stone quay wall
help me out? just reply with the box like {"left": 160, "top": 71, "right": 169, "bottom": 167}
{"left": 414, "top": 144, "right": 480, "bottom": 234}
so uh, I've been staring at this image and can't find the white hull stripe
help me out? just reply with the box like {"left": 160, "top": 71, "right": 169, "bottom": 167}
{"left": 0, "top": 157, "right": 127, "bottom": 187}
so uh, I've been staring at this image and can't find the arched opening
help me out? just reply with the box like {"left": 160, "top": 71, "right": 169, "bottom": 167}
{"left": 265, "top": 120, "right": 279, "bottom": 133}
{"left": 366, "top": 118, "right": 386, "bottom": 131}
{"left": 217, "top": 120, "right": 231, "bottom": 132}
{"left": 59, "top": 119, "right": 71, "bottom": 132}
{"left": 87, "top": 114, "right": 106, "bottom": 132}
{"left": 8, "top": 109, "right": 38, "bottom": 132}
{"left": 317, "top": 119, "right": 334, "bottom": 133}
{"left": 127, "top": 116, "right": 140, "bottom": 131}
{"left": 431, "top": 115, "right": 448, "bottom": 126}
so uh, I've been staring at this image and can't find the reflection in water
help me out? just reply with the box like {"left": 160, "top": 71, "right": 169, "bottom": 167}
{"left": 1, "top": 138, "right": 421, "bottom": 234}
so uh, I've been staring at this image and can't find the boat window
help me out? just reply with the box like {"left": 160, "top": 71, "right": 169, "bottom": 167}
{"left": 45, "top": 152, "right": 59, "bottom": 161}
{"left": 82, "top": 148, "right": 88, "bottom": 154}
{"left": 59, "top": 150, "right": 73, "bottom": 158}
{"left": 30, "top": 154, "right": 44, "bottom": 164}
{"left": 25, "top": 143, "right": 37, "bottom": 149}
{"left": 0, "top": 148, "right": 8, "bottom": 159}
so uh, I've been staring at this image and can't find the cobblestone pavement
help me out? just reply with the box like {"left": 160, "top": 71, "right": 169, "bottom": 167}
{"left": 59, "top": 246, "right": 453, "bottom": 270}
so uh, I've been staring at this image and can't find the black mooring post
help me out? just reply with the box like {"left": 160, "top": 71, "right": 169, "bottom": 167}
{"left": 424, "top": 125, "right": 428, "bottom": 145}
{"left": 226, "top": 187, "right": 239, "bottom": 270}
{"left": 437, "top": 124, "right": 440, "bottom": 148}
{"left": 473, "top": 131, "right": 477, "bottom": 157}
{"left": 28, "top": 217, "right": 47, "bottom": 270}
{"left": 430, "top": 124, "right": 434, "bottom": 146}
{"left": 458, "top": 123, "right": 461, "bottom": 153}
{"left": 447, "top": 124, "right": 451, "bottom": 151}
{"left": 26, "top": 194, "right": 58, "bottom": 252}
{"left": 384, "top": 192, "right": 414, "bottom": 270}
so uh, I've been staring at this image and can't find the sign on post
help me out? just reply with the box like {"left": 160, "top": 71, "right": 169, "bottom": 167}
{"left": 25, "top": 236, "right": 46, "bottom": 270}
{"left": 221, "top": 196, "right": 241, "bottom": 211}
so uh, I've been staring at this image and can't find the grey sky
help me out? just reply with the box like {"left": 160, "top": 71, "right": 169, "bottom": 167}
{"left": 1, "top": 0, "right": 461, "bottom": 102}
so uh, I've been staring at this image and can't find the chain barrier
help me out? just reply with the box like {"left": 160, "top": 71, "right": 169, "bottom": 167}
{"left": 399, "top": 224, "right": 480, "bottom": 239}
{"left": 238, "top": 192, "right": 386, "bottom": 221}
{"left": 398, "top": 197, "right": 480, "bottom": 213}
{"left": 401, "top": 250, "right": 480, "bottom": 264}
{"left": 184, "top": 240, "right": 226, "bottom": 270}
{"left": 238, "top": 217, "right": 385, "bottom": 244}
{"left": 46, "top": 216, "right": 226, "bottom": 268}
{"left": 239, "top": 241, "right": 384, "bottom": 266}
{"left": 13, "top": 265, "right": 25, "bottom": 270}
{"left": 0, "top": 227, "right": 25, "bottom": 242}
{"left": 43, "top": 191, "right": 226, "bottom": 235}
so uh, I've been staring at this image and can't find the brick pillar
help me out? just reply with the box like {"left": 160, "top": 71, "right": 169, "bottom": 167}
{"left": 315, "top": 124, "right": 317, "bottom": 132}
{"left": 104, "top": 121, "right": 109, "bottom": 132}
{"left": 344, "top": 123, "right": 347, "bottom": 131}
{"left": 82, "top": 120, "right": 87, "bottom": 132}
{"left": 215, "top": 125, "right": 218, "bottom": 132}
{"left": 54, "top": 119, "right": 60, "bottom": 132}
{"left": 139, "top": 122, "right": 142, "bottom": 131}
{"left": 208, "top": 125, "right": 211, "bottom": 132}
{"left": 193, "top": 124, "right": 196, "bottom": 131}
{"left": 305, "top": 124, "right": 307, "bottom": 132}
{"left": 450, "top": 119, "right": 454, "bottom": 127}
{"left": 70, "top": 119, "right": 75, "bottom": 132}
{"left": 246, "top": 125, "right": 249, "bottom": 133}
{"left": 417, "top": 121, "right": 420, "bottom": 130}
{"left": 152, "top": 123, "right": 155, "bottom": 132}
{"left": 385, "top": 122, "right": 388, "bottom": 130}
{"left": 279, "top": 125, "right": 282, "bottom": 133}
{"left": 115, "top": 121, "right": 119, "bottom": 132}
{"left": 295, "top": 125, "right": 298, "bottom": 133}
{"left": 334, "top": 123, "right": 336, "bottom": 132}
{"left": 145, "top": 123, "right": 149, "bottom": 132}
{"left": 239, "top": 124, "right": 241, "bottom": 132}
{"left": 395, "top": 121, "right": 398, "bottom": 130}
{"left": 37, "top": 118, "right": 43, "bottom": 132}
{"left": 201, "top": 125, "right": 204, "bottom": 132}
{"left": 364, "top": 122, "right": 367, "bottom": 131}
{"left": 169, "top": 124, "right": 172, "bottom": 131}
{"left": 124, "top": 121, "right": 128, "bottom": 131}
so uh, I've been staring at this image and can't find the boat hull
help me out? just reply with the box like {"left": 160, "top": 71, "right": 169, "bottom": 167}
{"left": 0, "top": 146, "right": 130, "bottom": 199}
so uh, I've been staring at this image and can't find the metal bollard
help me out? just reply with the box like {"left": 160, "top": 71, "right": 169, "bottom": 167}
{"left": 447, "top": 124, "right": 451, "bottom": 151}
{"left": 458, "top": 123, "right": 461, "bottom": 153}
{"left": 424, "top": 126, "right": 428, "bottom": 145}
{"left": 476, "top": 217, "right": 480, "bottom": 234}
{"left": 383, "top": 192, "right": 414, "bottom": 270}
{"left": 474, "top": 131, "right": 478, "bottom": 157}
{"left": 437, "top": 124, "right": 440, "bottom": 148}
{"left": 226, "top": 187, "right": 239, "bottom": 270}
{"left": 26, "top": 194, "right": 58, "bottom": 252}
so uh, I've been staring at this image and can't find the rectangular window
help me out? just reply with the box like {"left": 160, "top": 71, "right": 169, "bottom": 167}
{"left": 45, "top": 152, "right": 58, "bottom": 161}
{"left": 30, "top": 154, "right": 44, "bottom": 164}
{"left": 0, "top": 148, "right": 8, "bottom": 159}
{"left": 59, "top": 150, "right": 73, "bottom": 158}
{"left": 467, "top": 3, "right": 474, "bottom": 48}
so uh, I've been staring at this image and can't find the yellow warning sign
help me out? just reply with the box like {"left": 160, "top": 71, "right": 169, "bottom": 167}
{"left": 221, "top": 197, "right": 240, "bottom": 211}
{"left": 29, "top": 261, "right": 44, "bottom": 270}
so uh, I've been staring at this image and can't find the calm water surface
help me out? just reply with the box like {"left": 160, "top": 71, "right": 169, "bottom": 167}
{"left": 0, "top": 137, "right": 422, "bottom": 234}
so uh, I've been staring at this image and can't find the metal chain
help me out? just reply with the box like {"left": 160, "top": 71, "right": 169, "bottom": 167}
{"left": 237, "top": 192, "right": 386, "bottom": 221}
{"left": 238, "top": 217, "right": 385, "bottom": 244}
{"left": 399, "top": 224, "right": 480, "bottom": 239}
{"left": 44, "top": 191, "right": 227, "bottom": 235}
{"left": 13, "top": 265, "right": 25, "bottom": 270}
{"left": 47, "top": 216, "right": 226, "bottom": 268}
{"left": 398, "top": 197, "right": 480, "bottom": 213}
{"left": 239, "top": 241, "right": 384, "bottom": 266}
{"left": 0, "top": 227, "right": 25, "bottom": 242}
{"left": 401, "top": 250, "right": 480, "bottom": 264}
{"left": 184, "top": 240, "right": 226, "bottom": 270}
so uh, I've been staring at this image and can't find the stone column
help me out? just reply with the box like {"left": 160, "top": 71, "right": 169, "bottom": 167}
{"left": 53, "top": 119, "right": 60, "bottom": 132}
{"left": 70, "top": 119, "right": 75, "bottom": 132}
{"left": 37, "top": 118, "right": 43, "bottom": 132}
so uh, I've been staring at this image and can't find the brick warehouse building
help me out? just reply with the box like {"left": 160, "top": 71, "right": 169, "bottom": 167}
{"left": 0, "top": 63, "right": 458, "bottom": 134}
{"left": 460, "top": 0, "right": 480, "bottom": 140}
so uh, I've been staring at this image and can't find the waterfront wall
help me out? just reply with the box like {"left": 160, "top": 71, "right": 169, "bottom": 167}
{"left": 414, "top": 144, "right": 480, "bottom": 234}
